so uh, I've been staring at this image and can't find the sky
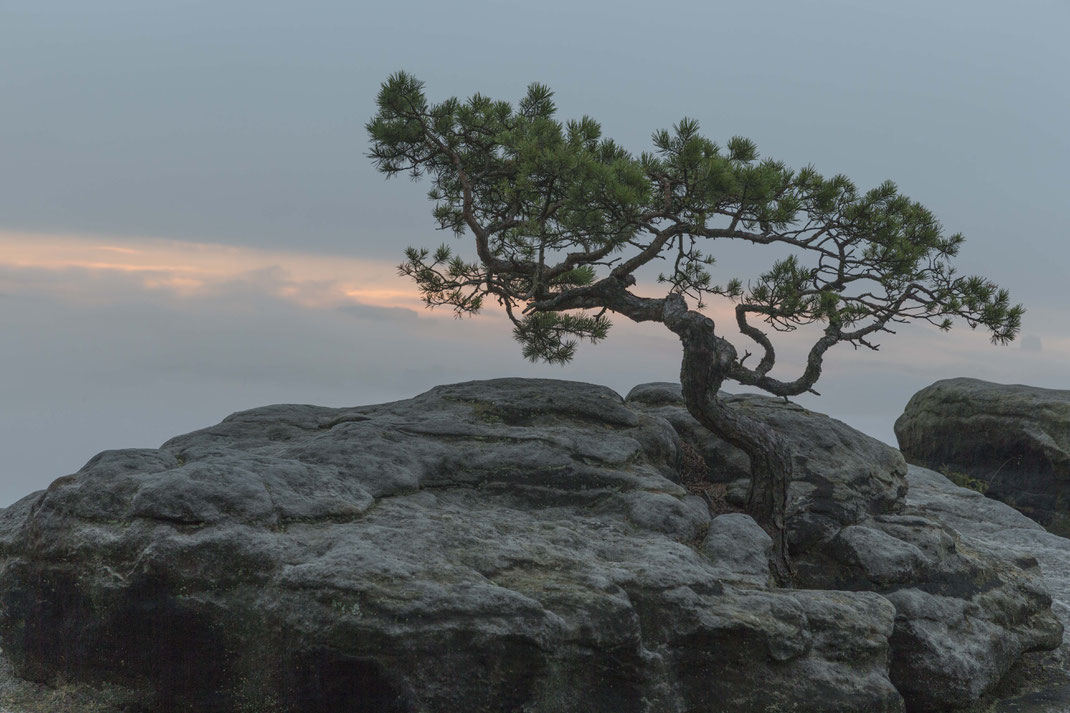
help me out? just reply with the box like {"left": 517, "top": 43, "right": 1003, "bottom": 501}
{"left": 1, "top": 0, "right": 1068, "bottom": 507}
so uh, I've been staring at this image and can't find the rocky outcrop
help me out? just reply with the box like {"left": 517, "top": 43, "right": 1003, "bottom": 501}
{"left": 0, "top": 380, "right": 902, "bottom": 713}
{"left": 895, "top": 377, "right": 1070, "bottom": 535}
{"left": 627, "top": 383, "right": 1063, "bottom": 712}
{"left": 903, "top": 464, "right": 1070, "bottom": 711}
{"left": 0, "top": 378, "right": 1061, "bottom": 712}
{"left": 870, "top": 475, "right": 1063, "bottom": 710}
{"left": 626, "top": 383, "right": 908, "bottom": 553}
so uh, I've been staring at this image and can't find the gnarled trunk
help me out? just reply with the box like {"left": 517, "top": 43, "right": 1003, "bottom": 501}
{"left": 674, "top": 321, "right": 796, "bottom": 586}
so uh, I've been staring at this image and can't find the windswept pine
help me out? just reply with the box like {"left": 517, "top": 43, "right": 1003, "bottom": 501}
{"left": 367, "top": 72, "right": 1023, "bottom": 581}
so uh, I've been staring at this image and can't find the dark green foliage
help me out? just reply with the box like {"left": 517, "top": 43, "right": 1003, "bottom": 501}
{"left": 367, "top": 71, "right": 1022, "bottom": 384}
{"left": 938, "top": 465, "right": 991, "bottom": 494}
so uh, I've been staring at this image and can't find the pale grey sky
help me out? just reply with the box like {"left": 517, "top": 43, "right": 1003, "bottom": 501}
{"left": 1, "top": 0, "right": 1068, "bottom": 506}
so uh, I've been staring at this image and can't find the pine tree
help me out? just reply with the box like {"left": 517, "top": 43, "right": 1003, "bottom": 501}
{"left": 366, "top": 71, "right": 1022, "bottom": 583}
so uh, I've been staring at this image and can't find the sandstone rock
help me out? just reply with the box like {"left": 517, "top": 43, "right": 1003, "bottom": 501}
{"left": 700, "top": 513, "right": 773, "bottom": 586}
{"left": 628, "top": 383, "right": 1062, "bottom": 712}
{"left": 0, "top": 378, "right": 1061, "bottom": 713}
{"left": 626, "top": 383, "right": 908, "bottom": 552}
{"left": 797, "top": 463, "right": 1065, "bottom": 712}
{"left": 895, "top": 377, "right": 1070, "bottom": 535}
{"left": 904, "top": 465, "right": 1070, "bottom": 711}
{"left": 827, "top": 524, "right": 927, "bottom": 588}
{"left": 0, "top": 379, "right": 904, "bottom": 713}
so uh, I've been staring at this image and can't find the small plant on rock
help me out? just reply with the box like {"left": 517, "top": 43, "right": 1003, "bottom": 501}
{"left": 938, "top": 464, "right": 990, "bottom": 494}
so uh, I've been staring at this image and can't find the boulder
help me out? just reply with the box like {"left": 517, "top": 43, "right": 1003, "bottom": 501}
{"left": 895, "top": 377, "right": 1070, "bottom": 535}
{"left": 701, "top": 513, "right": 773, "bottom": 586}
{"left": 903, "top": 465, "right": 1070, "bottom": 711}
{"left": 0, "top": 379, "right": 903, "bottom": 713}
{"left": 875, "top": 476, "right": 1063, "bottom": 711}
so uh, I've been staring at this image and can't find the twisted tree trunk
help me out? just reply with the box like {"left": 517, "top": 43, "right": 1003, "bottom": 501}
{"left": 552, "top": 287, "right": 799, "bottom": 583}
{"left": 668, "top": 307, "right": 796, "bottom": 586}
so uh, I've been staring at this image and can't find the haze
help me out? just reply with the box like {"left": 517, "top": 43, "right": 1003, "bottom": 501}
{"left": 1, "top": 0, "right": 1067, "bottom": 506}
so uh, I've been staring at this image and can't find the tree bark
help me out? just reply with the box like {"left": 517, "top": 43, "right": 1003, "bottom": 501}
{"left": 665, "top": 299, "right": 796, "bottom": 586}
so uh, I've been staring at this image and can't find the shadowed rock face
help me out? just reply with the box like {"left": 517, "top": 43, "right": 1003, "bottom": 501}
{"left": 895, "top": 377, "right": 1070, "bottom": 536}
{"left": 0, "top": 378, "right": 1060, "bottom": 712}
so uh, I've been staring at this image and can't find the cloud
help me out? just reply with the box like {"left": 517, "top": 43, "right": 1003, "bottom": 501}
{"left": 0, "top": 229, "right": 427, "bottom": 313}
{"left": 337, "top": 302, "right": 422, "bottom": 322}
{"left": 3, "top": 227, "right": 1070, "bottom": 509}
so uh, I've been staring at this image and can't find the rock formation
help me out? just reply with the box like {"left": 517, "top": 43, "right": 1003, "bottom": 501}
{"left": 0, "top": 378, "right": 1062, "bottom": 712}
{"left": 895, "top": 377, "right": 1070, "bottom": 535}
{"left": 903, "top": 464, "right": 1070, "bottom": 711}
{"left": 629, "top": 383, "right": 1063, "bottom": 711}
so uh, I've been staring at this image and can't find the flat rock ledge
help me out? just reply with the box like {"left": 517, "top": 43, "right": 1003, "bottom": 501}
{"left": 0, "top": 378, "right": 1062, "bottom": 713}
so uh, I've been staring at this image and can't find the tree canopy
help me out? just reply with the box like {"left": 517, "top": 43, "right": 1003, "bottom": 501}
{"left": 367, "top": 71, "right": 1023, "bottom": 583}
{"left": 366, "top": 71, "right": 1022, "bottom": 397}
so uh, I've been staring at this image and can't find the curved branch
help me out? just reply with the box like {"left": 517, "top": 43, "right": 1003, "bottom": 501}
{"left": 735, "top": 305, "right": 776, "bottom": 375}
{"left": 728, "top": 328, "right": 839, "bottom": 397}
{"left": 610, "top": 223, "right": 687, "bottom": 280}
{"left": 399, "top": 98, "right": 536, "bottom": 279}
{"left": 524, "top": 274, "right": 667, "bottom": 325}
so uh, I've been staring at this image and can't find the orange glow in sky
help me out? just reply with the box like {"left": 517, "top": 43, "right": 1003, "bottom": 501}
{"left": 0, "top": 230, "right": 432, "bottom": 312}
{"left": 5, "top": 228, "right": 1032, "bottom": 376}
{"left": 0, "top": 229, "right": 744, "bottom": 330}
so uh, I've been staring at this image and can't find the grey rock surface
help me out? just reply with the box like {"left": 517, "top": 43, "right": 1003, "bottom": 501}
{"left": 0, "top": 378, "right": 1061, "bottom": 713}
{"left": 628, "top": 384, "right": 1062, "bottom": 712}
{"left": 0, "top": 379, "right": 903, "bottom": 713}
{"left": 904, "top": 465, "right": 1070, "bottom": 712}
{"left": 806, "top": 496, "right": 1062, "bottom": 712}
{"left": 895, "top": 377, "right": 1070, "bottom": 535}
{"left": 700, "top": 513, "right": 773, "bottom": 586}
{"left": 626, "top": 382, "right": 908, "bottom": 552}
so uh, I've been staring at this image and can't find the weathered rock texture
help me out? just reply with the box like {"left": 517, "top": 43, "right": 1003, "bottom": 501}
{"left": 895, "top": 377, "right": 1070, "bottom": 536}
{"left": 0, "top": 378, "right": 1061, "bottom": 713}
{"left": 626, "top": 383, "right": 909, "bottom": 554}
{"left": 903, "top": 465, "right": 1070, "bottom": 712}
{"left": 627, "top": 383, "right": 1063, "bottom": 712}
